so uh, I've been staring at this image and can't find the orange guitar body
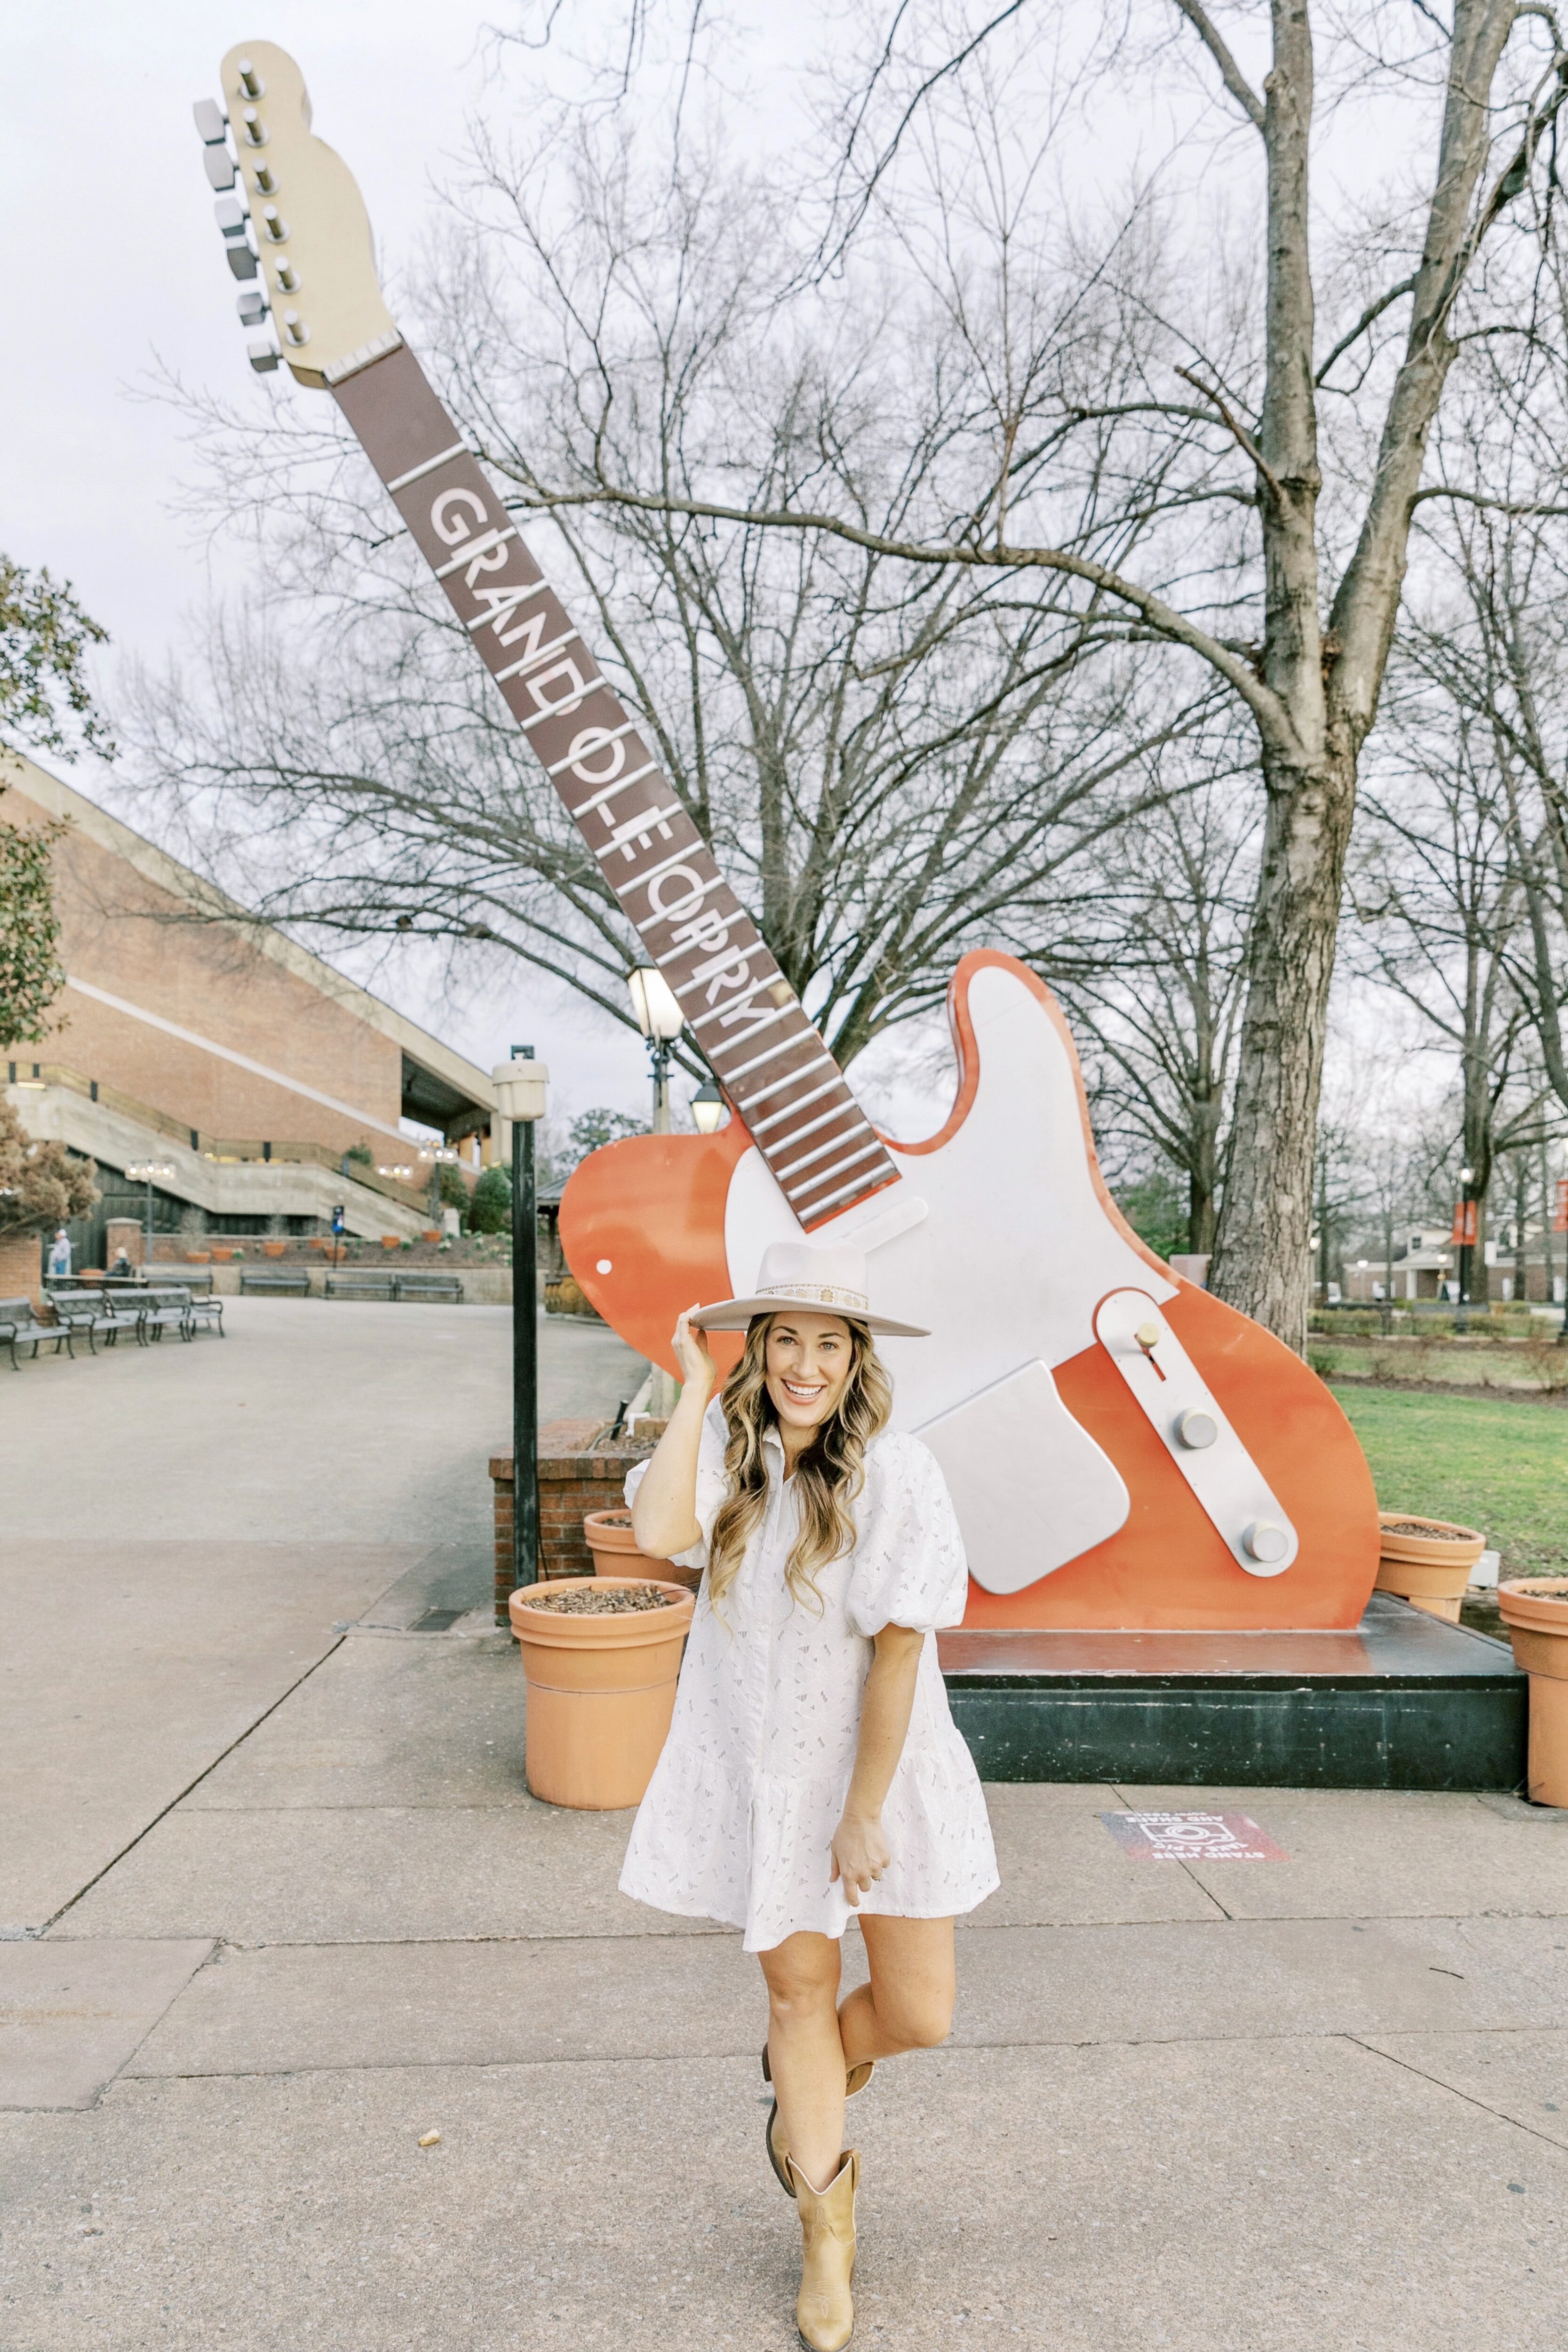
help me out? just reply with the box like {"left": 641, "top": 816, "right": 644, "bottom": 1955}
{"left": 561, "top": 953, "right": 1379, "bottom": 1630}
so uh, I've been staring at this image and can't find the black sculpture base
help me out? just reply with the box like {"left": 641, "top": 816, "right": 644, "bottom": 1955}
{"left": 940, "top": 1595, "right": 1526, "bottom": 1791}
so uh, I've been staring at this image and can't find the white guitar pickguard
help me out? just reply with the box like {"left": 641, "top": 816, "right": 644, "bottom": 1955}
{"left": 915, "top": 1360, "right": 1130, "bottom": 1593}
{"left": 720, "top": 962, "right": 1178, "bottom": 1584}
{"left": 725, "top": 962, "right": 1176, "bottom": 1433}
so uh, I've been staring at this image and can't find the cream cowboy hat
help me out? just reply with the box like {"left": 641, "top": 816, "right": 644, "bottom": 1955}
{"left": 690, "top": 1240, "right": 929, "bottom": 1338}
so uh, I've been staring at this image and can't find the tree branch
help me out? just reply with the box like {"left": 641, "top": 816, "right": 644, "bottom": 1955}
{"left": 1171, "top": 0, "right": 1266, "bottom": 130}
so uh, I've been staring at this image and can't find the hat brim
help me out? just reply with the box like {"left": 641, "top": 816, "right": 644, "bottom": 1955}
{"left": 690, "top": 1293, "right": 929, "bottom": 1339}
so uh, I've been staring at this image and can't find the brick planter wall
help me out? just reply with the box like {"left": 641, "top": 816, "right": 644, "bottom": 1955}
{"left": 490, "top": 1419, "right": 655, "bottom": 1625}
{"left": 0, "top": 1229, "right": 44, "bottom": 1312}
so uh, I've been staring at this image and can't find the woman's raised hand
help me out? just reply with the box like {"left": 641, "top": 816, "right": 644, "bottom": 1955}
{"left": 671, "top": 1305, "right": 717, "bottom": 1396}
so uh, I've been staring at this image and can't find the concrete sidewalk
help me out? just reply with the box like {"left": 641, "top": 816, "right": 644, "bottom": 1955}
{"left": 2, "top": 1304, "right": 1565, "bottom": 2348}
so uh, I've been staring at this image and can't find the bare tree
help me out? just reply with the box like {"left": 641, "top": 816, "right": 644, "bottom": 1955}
{"left": 537, "top": 1, "right": 1568, "bottom": 1343}
{"left": 127, "top": 122, "right": 1208, "bottom": 1073}
{"left": 1036, "top": 749, "right": 1257, "bottom": 1256}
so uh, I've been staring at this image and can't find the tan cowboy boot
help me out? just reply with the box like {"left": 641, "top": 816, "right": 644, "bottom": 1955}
{"left": 787, "top": 2148, "right": 858, "bottom": 2352}
{"left": 763, "top": 2046, "right": 874, "bottom": 2196}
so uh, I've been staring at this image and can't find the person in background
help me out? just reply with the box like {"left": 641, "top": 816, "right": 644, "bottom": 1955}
{"left": 108, "top": 1247, "right": 135, "bottom": 1280}
{"left": 46, "top": 1228, "right": 72, "bottom": 1280}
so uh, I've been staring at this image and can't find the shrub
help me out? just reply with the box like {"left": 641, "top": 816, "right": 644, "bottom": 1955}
{"left": 469, "top": 1163, "right": 512, "bottom": 1233}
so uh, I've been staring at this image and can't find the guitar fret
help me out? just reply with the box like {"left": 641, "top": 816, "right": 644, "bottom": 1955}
{"left": 690, "top": 976, "right": 776, "bottom": 1028}
{"left": 774, "top": 1112, "right": 865, "bottom": 1179}
{"left": 801, "top": 1161, "right": 898, "bottom": 1219}
{"left": 494, "top": 628, "right": 581, "bottom": 685}
{"left": 386, "top": 440, "right": 469, "bottom": 493}
{"left": 566, "top": 762, "right": 659, "bottom": 822}
{"left": 595, "top": 802, "right": 685, "bottom": 864}
{"left": 768, "top": 1100, "right": 863, "bottom": 1157}
{"left": 517, "top": 678, "right": 607, "bottom": 730}
{"left": 468, "top": 578, "right": 548, "bottom": 631}
{"left": 544, "top": 718, "right": 640, "bottom": 774}
{"left": 616, "top": 842, "right": 713, "bottom": 899}
{"left": 710, "top": 1014, "right": 803, "bottom": 1080}
{"left": 786, "top": 1138, "right": 885, "bottom": 1203}
{"left": 434, "top": 525, "right": 517, "bottom": 580}
{"left": 746, "top": 1073, "right": 846, "bottom": 1131}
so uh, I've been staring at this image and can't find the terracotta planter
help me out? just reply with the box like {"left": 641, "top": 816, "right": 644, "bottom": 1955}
{"left": 1374, "top": 1511, "right": 1486, "bottom": 1622}
{"left": 1497, "top": 1579, "right": 1568, "bottom": 1806}
{"left": 184, "top": 1251, "right": 212, "bottom": 1264}
{"left": 584, "top": 1507, "right": 700, "bottom": 1595}
{"left": 509, "top": 1574, "right": 694, "bottom": 1809}
{"left": 421, "top": 1227, "right": 442, "bottom": 1242}
{"left": 209, "top": 1248, "right": 235, "bottom": 1263}
{"left": 381, "top": 1234, "right": 402, "bottom": 1250}
{"left": 263, "top": 1241, "right": 287, "bottom": 1258}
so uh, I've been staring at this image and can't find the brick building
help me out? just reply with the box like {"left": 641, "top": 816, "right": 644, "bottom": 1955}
{"left": 2, "top": 754, "right": 498, "bottom": 1280}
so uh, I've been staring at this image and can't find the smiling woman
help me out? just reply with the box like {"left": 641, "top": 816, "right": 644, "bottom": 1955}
{"left": 620, "top": 1239, "right": 996, "bottom": 2352}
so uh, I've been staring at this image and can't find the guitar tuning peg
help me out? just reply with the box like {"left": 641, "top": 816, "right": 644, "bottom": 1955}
{"left": 247, "top": 336, "right": 280, "bottom": 374}
{"left": 240, "top": 105, "right": 269, "bottom": 148}
{"left": 273, "top": 260, "right": 301, "bottom": 294}
{"left": 203, "top": 146, "right": 236, "bottom": 192}
{"left": 236, "top": 57, "right": 265, "bottom": 100}
{"left": 261, "top": 205, "right": 290, "bottom": 244}
{"left": 252, "top": 161, "right": 278, "bottom": 196}
{"left": 281, "top": 311, "right": 311, "bottom": 346}
{"left": 191, "top": 97, "right": 227, "bottom": 144}
{"left": 236, "top": 286, "right": 268, "bottom": 326}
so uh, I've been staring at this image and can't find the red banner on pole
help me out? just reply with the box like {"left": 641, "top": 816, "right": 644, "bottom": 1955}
{"left": 1554, "top": 1178, "right": 1568, "bottom": 1236}
{"left": 1451, "top": 1200, "right": 1478, "bottom": 1247}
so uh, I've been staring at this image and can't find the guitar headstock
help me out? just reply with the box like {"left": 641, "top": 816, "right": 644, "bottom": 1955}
{"left": 193, "top": 42, "right": 400, "bottom": 389}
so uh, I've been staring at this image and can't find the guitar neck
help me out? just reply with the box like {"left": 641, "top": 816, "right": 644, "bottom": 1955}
{"left": 332, "top": 344, "right": 897, "bottom": 1231}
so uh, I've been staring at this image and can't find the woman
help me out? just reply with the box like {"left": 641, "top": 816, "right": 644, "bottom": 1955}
{"left": 623, "top": 1239, "right": 998, "bottom": 2352}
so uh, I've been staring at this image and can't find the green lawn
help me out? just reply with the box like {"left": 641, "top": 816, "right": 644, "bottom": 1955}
{"left": 1334, "top": 1386, "right": 1567, "bottom": 1576}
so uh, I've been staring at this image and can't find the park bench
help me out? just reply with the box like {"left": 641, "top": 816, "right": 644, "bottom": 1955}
{"left": 325, "top": 1270, "right": 398, "bottom": 1301}
{"left": 48, "top": 1287, "right": 145, "bottom": 1351}
{"left": 139, "top": 1286, "right": 197, "bottom": 1343}
{"left": 183, "top": 1291, "right": 225, "bottom": 1335}
{"left": 239, "top": 1268, "right": 310, "bottom": 1296}
{"left": 393, "top": 1272, "right": 464, "bottom": 1303}
{"left": 0, "top": 1296, "right": 72, "bottom": 1369}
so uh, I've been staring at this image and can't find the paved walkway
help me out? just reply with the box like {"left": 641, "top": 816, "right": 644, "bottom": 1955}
{"left": 1, "top": 1303, "right": 1566, "bottom": 2348}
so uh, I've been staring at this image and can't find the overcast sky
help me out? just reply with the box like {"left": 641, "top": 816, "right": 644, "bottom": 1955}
{"left": 0, "top": 1, "right": 783, "bottom": 1128}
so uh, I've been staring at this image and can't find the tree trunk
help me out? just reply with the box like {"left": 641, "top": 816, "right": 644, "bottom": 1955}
{"left": 1209, "top": 742, "right": 1356, "bottom": 1349}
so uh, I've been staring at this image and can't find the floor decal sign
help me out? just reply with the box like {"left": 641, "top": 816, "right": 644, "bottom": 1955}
{"left": 1099, "top": 1811, "right": 1289, "bottom": 1861}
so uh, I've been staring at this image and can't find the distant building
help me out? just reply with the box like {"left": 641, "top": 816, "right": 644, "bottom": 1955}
{"left": 1341, "top": 1219, "right": 1566, "bottom": 1306}
{"left": 3, "top": 755, "right": 498, "bottom": 1272}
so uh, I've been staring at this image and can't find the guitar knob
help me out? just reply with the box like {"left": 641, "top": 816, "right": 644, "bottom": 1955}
{"left": 1174, "top": 1407, "right": 1217, "bottom": 1450}
{"left": 1134, "top": 1321, "right": 1161, "bottom": 1356}
{"left": 1242, "top": 1520, "right": 1288, "bottom": 1565}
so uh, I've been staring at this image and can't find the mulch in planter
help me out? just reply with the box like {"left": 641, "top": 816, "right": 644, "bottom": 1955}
{"left": 524, "top": 1584, "right": 679, "bottom": 1614}
{"left": 1381, "top": 1519, "right": 1475, "bottom": 1540}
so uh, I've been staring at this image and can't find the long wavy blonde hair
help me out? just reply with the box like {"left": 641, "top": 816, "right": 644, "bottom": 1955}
{"left": 707, "top": 1312, "right": 893, "bottom": 1613}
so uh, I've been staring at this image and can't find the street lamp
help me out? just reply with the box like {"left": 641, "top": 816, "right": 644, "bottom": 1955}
{"left": 491, "top": 1048, "right": 549, "bottom": 1596}
{"left": 627, "top": 967, "right": 684, "bottom": 1134}
{"left": 125, "top": 1161, "right": 175, "bottom": 1281}
{"left": 692, "top": 1077, "right": 726, "bottom": 1135}
{"left": 1456, "top": 1163, "right": 1476, "bottom": 1333}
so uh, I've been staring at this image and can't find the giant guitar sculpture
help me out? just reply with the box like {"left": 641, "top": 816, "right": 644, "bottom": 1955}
{"left": 191, "top": 43, "right": 1379, "bottom": 1630}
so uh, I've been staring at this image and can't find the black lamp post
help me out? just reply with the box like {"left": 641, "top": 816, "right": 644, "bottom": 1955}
{"left": 1455, "top": 1164, "right": 1475, "bottom": 1335}
{"left": 491, "top": 1047, "right": 549, "bottom": 1590}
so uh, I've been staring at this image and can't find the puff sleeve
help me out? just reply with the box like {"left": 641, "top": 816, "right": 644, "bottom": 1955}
{"left": 845, "top": 1433, "right": 970, "bottom": 1637}
{"left": 623, "top": 1399, "right": 730, "bottom": 1573}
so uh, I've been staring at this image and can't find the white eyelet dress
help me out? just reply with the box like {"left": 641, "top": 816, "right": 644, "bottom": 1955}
{"left": 618, "top": 1402, "right": 999, "bottom": 1953}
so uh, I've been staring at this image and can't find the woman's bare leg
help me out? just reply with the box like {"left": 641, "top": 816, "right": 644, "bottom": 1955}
{"left": 757, "top": 1931, "right": 847, "bottom": 2192}
{"left": 839, "top": 1915, "right": 955, "bottom": 2067}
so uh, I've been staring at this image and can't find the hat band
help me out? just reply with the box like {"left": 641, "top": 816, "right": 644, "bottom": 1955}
{"left": 755, "top": 1280, "right": 870, "bottom": 1312}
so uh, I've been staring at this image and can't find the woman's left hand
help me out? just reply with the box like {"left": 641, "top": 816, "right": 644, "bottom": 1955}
{"left": 830, "top": 1810, "right": 891, "bottom": 1907}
